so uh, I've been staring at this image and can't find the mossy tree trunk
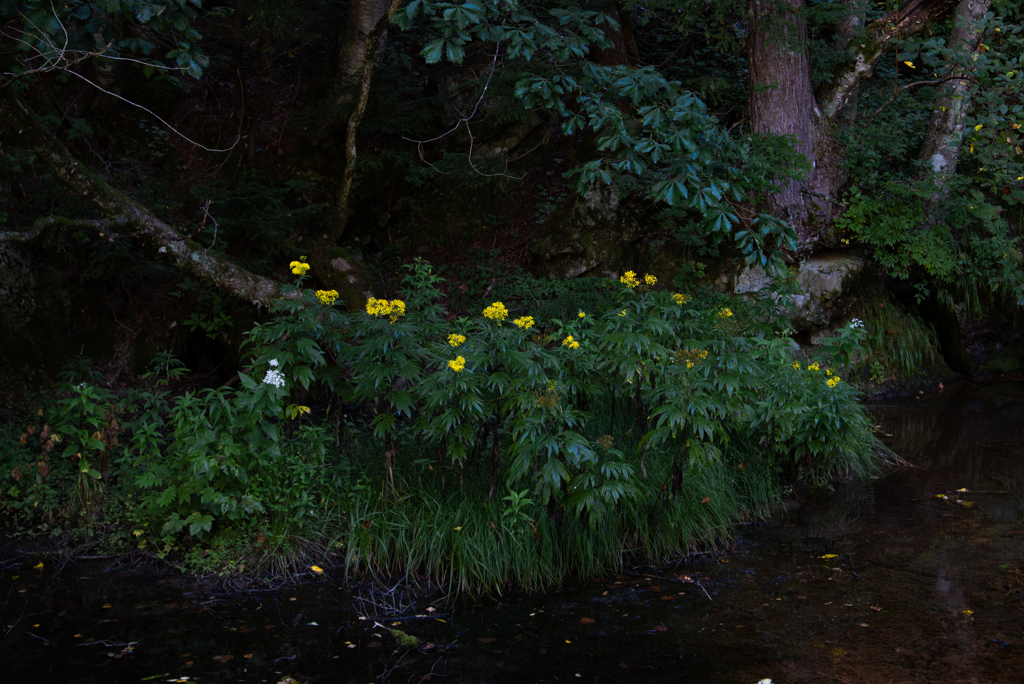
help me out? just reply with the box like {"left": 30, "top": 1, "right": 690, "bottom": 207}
{"left": 0, "top": 90, "right": 286, "bottom": 307}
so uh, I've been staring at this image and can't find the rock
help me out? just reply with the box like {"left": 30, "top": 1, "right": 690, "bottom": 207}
{"left": 734, "top": 251, "right": 865, "bottom": 331}
{"left": 529, "top": 186, "right": 647, "bottom": 278}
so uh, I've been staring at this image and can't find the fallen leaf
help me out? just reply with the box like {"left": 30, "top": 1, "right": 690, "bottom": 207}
{"left": 478, "top": 637, "right": 497, "bottom": 643}
{"left": 102, "top": 604, "right": 112, "bottom": 609}
{"left": 796, "top": 596, "right": 807, "bottom": 600}
{"left": 310, "top": 565, "right": 324, "bottom": 575}
{"left": 244, "top": 654, "right": 254, "bottom": 659}
{"left": 426, "top": 606, "right": 436, "bottom": 613}
{"left": 701, "top": 497, "right": 711, "bottom": 504}
{"left": 579, "top": 617, "right": 596, "bottom": 624}
{"left": 870, "top": 606, "right": 883, "bottom": 611}
{"left": 212, "top": 655, "right": 234, "bottom": 662}
{"left": 819, "top": 554, "right": 838, "bottom": 560}
{"left": 264, "top": 624, "right": 275, "bottom": 629}
{"left": 653, "top": 625, "right": 668, "bottom": 632}
{"left": 184, "top": 661, "right": 193, "bottom": 667}
{"left": 859, "top": 623, "right": 869, "bottom": 627}
{"left": 289, "top": 597, "right": 297, "bottom": 601}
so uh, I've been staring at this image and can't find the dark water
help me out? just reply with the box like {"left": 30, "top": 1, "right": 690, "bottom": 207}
{"left": 4, "top": 383, "right": 1024, "bottom": 683}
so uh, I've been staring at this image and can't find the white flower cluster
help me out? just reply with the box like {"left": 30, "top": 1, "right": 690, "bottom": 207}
{"left": 263, "top": 359, "right": 285, "bottom": 388}
{"left": 849, "top": 318, "right": 864, "bottom": 329}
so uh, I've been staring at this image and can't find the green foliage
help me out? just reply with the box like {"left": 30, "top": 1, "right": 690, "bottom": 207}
{"left": 858, "top": 298, "right": 941, "bottom": 379}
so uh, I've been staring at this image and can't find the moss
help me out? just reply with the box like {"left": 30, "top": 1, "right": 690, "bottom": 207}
{"left": 390, "top": 629, "right": 420, "bottom": 649}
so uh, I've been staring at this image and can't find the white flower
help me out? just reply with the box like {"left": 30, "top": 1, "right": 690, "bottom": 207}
{"left": 849, "top": 318, "right": 864, "bottom": 329}
{"left": 269, "top": 358, "right": 279, "bottom": 367}
{"left": 262, "top": 369, "right": 285, "bottom": 388}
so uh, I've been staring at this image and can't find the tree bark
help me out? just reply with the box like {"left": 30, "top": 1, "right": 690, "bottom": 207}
{"left": 749, "top": 0, "right": 820, "bottom": 234}
{"left": 918, "top": 0, "right": 992, "bottom": 196}
{"left": 0, "top": 90, "right": 286, "bottom": 307}
{"left": 332, "top": 0, "right": 404, "bottom": 240}
{"left": 332, "top": 0, "right": 396, "bottom": 91}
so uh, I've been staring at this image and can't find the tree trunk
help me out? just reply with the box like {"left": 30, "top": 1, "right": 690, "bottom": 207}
{"left": 749, "top": 0, "right": 959, "bottom": 244}
{"left": 918, "top": 0, "right": 992, "bottom": 197}
{"left": 332, "top": 0, "right": 403, "bottom": 240}
{"left": 749, "top": 0, "right": 821, "bottom": 237}
{"left": 332, "top": 0, "right": 396, "bottom": 91}
{"left": 831, "top": 0, "right": 865, "bottom": 127}
{"left": 588, "top": 0, "right": 632, "bottom": 67}
{"left": 0, "top": 90, "right": 286, "bottom": 306}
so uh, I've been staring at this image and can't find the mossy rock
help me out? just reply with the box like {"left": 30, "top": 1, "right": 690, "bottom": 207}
{"left": 306, "top": 244, "right": 375, "bottom": 311}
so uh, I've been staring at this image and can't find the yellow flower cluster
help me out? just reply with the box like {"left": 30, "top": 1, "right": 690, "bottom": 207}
{"left": 448, "top": 333, "right": 466, "bottom": 347}
{"left": 562, "top": 335, "right": 580, "bottom": 350}
{"left": 620, "top": 271, "right": 640, "bottom": 288}
{"left": 316, "top": 289, "right": 339, "bottom": 305}
{"left": 827, "top": 376, "right": 841, "bottom": 388}
{"left": 718, "top": 307, "right": 733, "bottom": 318}
{"left": 675, "top": 348, "right": 709, "bottom": 368}
{"left": 645, "top": 274, "right": 657, "bottom": 286}
{"left": 366, "top": 297, "right": 407, "bottom": 322}
{"left": 673, "top": 293, "right": 692, "bottom": 305}
{"left": 290, "top": 260, "right": 310, "bottom": 276}
{"left": 617, "top": 309, "right": 627, "bottom": 317}
{"left": 792, "top": 361, "right": 801, "bottom": 370}
{"left": 513, "top": 315, "right": 535, "bottom": 330}
{"left": 483, "top": 301, "right": 508, "bottom": 323}
{"left": 578, "top": 311, "right": 586, "bottom": 318}
{"left": 448, "top": 355, "right": 466, "bottom": 372}
{"left": 807, "top": 362, "right": 820, "bottom": 371}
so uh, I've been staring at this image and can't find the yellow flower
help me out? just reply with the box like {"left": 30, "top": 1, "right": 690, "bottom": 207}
{"left": 618, "top": 309, "right": 627, "bottom": 317}
{"left": 561, "top": 335, "right": 580, "bottom": 350}
{"left": 290, "top": 260, "right": 310, "bottom": 276}
{"left": 448, "top": 356, "right": 466, "bottom": 372}
{"left": 316, "top": 289, "right": 339, "bottom": 305}
{"left": 578, "top": 311, "right": 586, "bottom": 318}
{"left": 807, "top": 362, "right": 820, "bottom": 371}
{"left": 827, "top": 376, "right": 841, "bottom": 388}
{"left": 513, "top": 315, "right": 535, "bottom": 330}
{"left": 644, "top": 274, "right": 657, "bottom": 286}
{"left": 826, "top": 368, "right": 833, "bottom": 376}
{"left": 718, "top": 307, "right": 733, "bottom": 318}
{"left": 673, "top": 293, "right": 691, "bottom": 305}
{"left": 792, "top": 361, "right": 801, "bottom": 370}
{"left": 310, "top": 565, "right": 324, "bottom": 575}
{"left": 447, "top": 333, "right": 466, "bottom": 347}
{"left": 620, "top": 271, "right": 640, "bottom": 288}
{"left": 365, "top": 297, "right": 407, "bottom": 322}
{"left": 482, "top": 301, "right": 508, "bottom": 323}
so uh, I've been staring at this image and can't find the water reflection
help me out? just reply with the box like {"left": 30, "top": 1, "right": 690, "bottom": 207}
{"left": 3, "top": 383, "right": 1024, "bottom": 683}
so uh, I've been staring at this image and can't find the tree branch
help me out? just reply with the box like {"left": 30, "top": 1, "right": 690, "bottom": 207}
{"left": 0, "top": 90, "right": 286, "bottom": 307}
{"left": 817, "top": 0, "right": 959, "bottom": 120}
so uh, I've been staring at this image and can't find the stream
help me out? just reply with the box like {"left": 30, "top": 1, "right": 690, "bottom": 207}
{"left": 4, "top": 382, "right": 1024, "bottom": 683}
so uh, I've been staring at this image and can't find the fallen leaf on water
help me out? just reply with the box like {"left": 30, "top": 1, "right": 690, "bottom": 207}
{"left": 478, "top": 637, "right": 497, "bottom": 643}
{"left": 580, "top": 617, "right": 596, "bottom": 624}
{"left": 870, "top": 606, "right": 883, "bottom": 611}
{"left": 212, "top": 655, "right": 234, "bottom": 662}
